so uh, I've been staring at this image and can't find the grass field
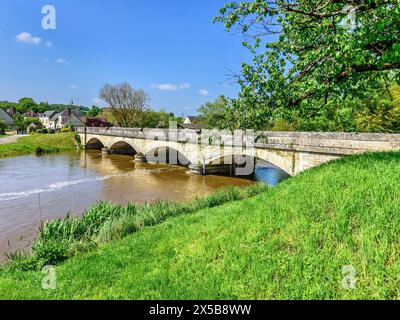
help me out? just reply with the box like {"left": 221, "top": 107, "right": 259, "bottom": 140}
{"left": 1, "top": 151, "right": 400, "bottom": 299}
{"left": 0, "top": 133, "right": 79, "bottom": 157}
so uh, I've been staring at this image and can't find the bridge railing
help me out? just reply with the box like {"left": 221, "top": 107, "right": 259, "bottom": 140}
{"left": 77, "top": 127, "right": 400, "bottom": 155}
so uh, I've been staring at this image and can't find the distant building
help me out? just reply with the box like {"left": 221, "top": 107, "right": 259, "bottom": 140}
{"left": 27, "top": 121, "right": 43, "bottom": 134}
{"left": 39, "top": 110, "right": 58, "bottom": 128}
{"left": 23, "top": 110, "right": 40, "bottom": 118}
{"left": 39, "top": 108, "right": 85, "bottom": 129}
{"left": 183, "top": 116, "right": 198, "bottom": 125}
{"left": 6, "top": 107, "right": 20, "bottom": 118}
{"left": 178, "top": 123, "right": 203, "bottom": 131}
{"left": 86, "top": 118, "right": 113, "bottom": 128}
{"left": 0, "top": 108, "right": 15, "bottom": 127}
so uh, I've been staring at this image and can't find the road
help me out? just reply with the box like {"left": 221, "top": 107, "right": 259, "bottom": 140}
{"left": 0, "top": 135, "right": 28, "bottom": 144}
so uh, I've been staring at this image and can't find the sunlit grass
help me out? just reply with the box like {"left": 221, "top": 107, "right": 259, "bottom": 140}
{"left": 0, "top": 133, "right": 79, "bottom": 157}
{"left": 1, "top": 152, "right": 400, "bottom": 299}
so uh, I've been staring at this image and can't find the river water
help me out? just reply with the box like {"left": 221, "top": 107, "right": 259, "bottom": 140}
{"left": 0, "top": 150, "right": 289, "bottom": 258}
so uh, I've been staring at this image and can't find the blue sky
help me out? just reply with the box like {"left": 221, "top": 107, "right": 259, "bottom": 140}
{"left": 0, "top": 0, "right": 249, "bottom": 115}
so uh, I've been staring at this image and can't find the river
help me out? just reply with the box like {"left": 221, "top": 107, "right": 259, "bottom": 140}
{"left": 0, "top": 150, "right": 289, "bottom": 258}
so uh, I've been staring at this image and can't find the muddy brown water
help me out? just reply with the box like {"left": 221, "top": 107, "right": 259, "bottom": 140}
{"left": 0, "top": 150, "right": 289, "bottom": 260}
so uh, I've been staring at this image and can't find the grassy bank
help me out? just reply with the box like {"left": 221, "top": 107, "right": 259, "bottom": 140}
{"left": 0, "top": 133, "right": 79, "bottom": 157}
{"left": 1, "top": 151, "right": 400, "bottom": 299}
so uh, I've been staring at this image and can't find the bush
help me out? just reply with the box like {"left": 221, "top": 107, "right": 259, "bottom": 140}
{"left": 0, "top": 120, "right": 8, "bottom": 135}
{"left": 41, "top": 128, "right": 48, "bottom": 134}
{"left": 49, "top": 129, "right": 55, "bottom": 134}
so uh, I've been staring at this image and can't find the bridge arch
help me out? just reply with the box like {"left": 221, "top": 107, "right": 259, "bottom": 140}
{"left": 86, "top": 137, "right": 105, "bottom": 150}
{"left": 108, "top": 141, "right": 137, "bottom": 155}
{"left": 204, "top": 149, "right": 294, "bottom": 176}
{"left": 144, "top": 146, "right": 192, "bottom": 166}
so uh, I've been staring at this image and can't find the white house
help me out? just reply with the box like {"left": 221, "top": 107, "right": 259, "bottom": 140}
{"left": 39, "top": 110, "right": 57, "bottom": 129}
{"left": 46, "top": 108, "right": 85, "bottom": 129}
{"left": 183, "top": 116, "right": 198, "bottom": 125}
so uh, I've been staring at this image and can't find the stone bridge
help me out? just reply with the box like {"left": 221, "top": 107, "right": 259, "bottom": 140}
{"left": 77, "top": 127, "right": 400, "bottom": 176}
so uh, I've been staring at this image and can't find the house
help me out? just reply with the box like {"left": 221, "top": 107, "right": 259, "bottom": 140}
{"left": 27, "top": 121, "right": 43, "bottom": 134}
{"left": 0, "top": 108, "right": 15, "bottom": 127}
{"left": 86, "top": 117, "right": 113, "bottom": 128}
{"left": 183, "top": 116, "right": 198, "bottom": 125}
{"left": 39, "top": 110, "right": 57, "bottom": 128}
{"left": 23, "top": 110, "right": 40, "bottom": 118}
{"left": 48, "top": 108, "right": 85, "bottom": 129}
{"left": 6, "top": 107, "right": 20, "bottom": 118}
{"left": 178, "top": 123, "right": 204, "bottom": 131}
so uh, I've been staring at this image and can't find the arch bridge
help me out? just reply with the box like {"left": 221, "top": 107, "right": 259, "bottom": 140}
{"left": 77, "top": 127, "right": 400, "bottom": 176}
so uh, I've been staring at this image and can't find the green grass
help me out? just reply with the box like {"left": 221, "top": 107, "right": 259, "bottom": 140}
{"left": 1, "top": 151, "right": 400, "bottom": 299}
{"left": 0, "top": 133, "right": 79, "bottom": 157}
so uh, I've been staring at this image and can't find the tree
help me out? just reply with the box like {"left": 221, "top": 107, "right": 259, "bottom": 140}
{"left": 214, "top": 1, "right": 400, "bottom": 129}
{"left": 99, "top": 83, "right": 148, "bottom": 127}
{"left": 14, "top": 115, "right": 27, "bottom": 132}
{"left": 17, "top": 97, "right": 37, "bottom": 113}
{"left": 197, "top": 96, "right": 232, "bottom": 129}
{"left": 0, "top": 120, "right": 8, "bottom": 135}
{"left": 87, "top": 105, "right": 101, "bottom": 117}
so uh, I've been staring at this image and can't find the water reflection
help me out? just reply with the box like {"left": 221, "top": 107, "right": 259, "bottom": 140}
{"left": 0, "top": 151, "right": 289, "bottom": 257}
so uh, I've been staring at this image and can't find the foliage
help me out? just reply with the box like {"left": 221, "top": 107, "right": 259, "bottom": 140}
{"left": 354, "top": 82, "right": 400, "bottom": 132}
{"left": 0, "top": 98, "right": 91, "bottom": 115}
{"left": 197, "top": 96, "right": 233, "bottom": 129}
{"left": 214, "top": 0, "right": 400, "bottom": 129}
{"left": 136, "top": 109, "right": 179, "bottom": 128}
{"left": 8, "top": 184, "right": 269, "bottom": 270}
{"left": 87, "top": 106, "right": 101, "bottom": 117}
{"left": 0, "top": 120, "right": 8, "bottom": 135}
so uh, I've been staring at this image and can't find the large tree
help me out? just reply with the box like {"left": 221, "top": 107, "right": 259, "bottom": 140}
{"left": 99, "top": 83, "right": 148, "bottom": 127}
{"left": 214, "top": 0, "right": 400, "bottom": 129}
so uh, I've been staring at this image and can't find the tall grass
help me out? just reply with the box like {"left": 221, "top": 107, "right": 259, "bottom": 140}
{"left": 11, "top": 183, "right": 269, "bottom": 270}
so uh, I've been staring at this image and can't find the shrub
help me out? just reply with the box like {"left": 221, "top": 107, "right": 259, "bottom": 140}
{"left": 0, "top": 120, "right": 8, "bottom": 135}
{"left": 41, "top": 128, "right": 48, "bottom": 134}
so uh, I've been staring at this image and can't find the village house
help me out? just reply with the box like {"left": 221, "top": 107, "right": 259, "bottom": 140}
{"left": 6, "top": 107, "right": 20, "bottom": 118}
{"left": 47, "top": 108, "right": 85, "bottom": 129}
{"left": 0, "top": 108, "right": 15, "bottom": 128}
{"left": 23, "top": 110, "right": 40, "bottom": 118}
{"left": 39, "top": 110, "right": 57, "bottom": 128}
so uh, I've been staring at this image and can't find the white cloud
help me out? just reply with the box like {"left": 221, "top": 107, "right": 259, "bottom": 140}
{"left": 92, "top": 97, "right": 103, "bottom": 104}
{"left": 46, "top": 41, "right": 53, "bottom": 48}
{"left": 69, "top": 85, "right": 78, "bottom": 90}
{"left": 56, "top": 58, "right": 67, "bottom": 64}
{"left": 151, "top": 82, "right": 190, "bottom": 91}
{"left": 16, "top": 32, "right": 42, "bottom": 45}
{"left": 198, "top": 89, "right": 209, "bottom": 96}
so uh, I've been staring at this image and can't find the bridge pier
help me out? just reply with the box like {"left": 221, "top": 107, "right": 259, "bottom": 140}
{"left": 134, "top": 153, "right": 147, "bottom": 162}
{"left": 188, "top": 163, "right": 255, "bottom": 176}
{"left": 102, "top": 147, "right": 109, "bottom": 155}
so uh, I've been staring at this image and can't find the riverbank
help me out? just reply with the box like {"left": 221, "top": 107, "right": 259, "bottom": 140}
{"left": 1, "top": 151, "right": 400, "bottom": 299}
{"left": 0, "top": 133, "right": 79, "bottom": 157}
